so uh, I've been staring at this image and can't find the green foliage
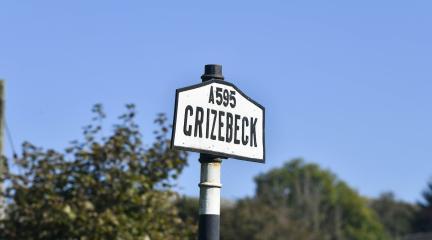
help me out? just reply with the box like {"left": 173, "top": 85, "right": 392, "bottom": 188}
{"left": 221, "top": 198, "right": 316, "bottom": 240}
{"left": 254, "top": 159, "right": 388, "bottom": 240}
{"left": 175, "top": 196, "right": 199, "bottom": 238}
{"left": 413, "top": 180, "right": 432, "bottom": 233}
{"left": 370, "top": 192, "right": 416, "bottom": 239}
{"left": 0, "top": 104, "right": 194, "bottom": 240}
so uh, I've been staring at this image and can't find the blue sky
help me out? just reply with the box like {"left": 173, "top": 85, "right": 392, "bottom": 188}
{"left": 1, "top": 1, "right": 431, "bottom": 202}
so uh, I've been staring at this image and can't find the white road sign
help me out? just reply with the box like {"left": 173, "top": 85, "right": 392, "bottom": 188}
{"left": 172, "top": 80, "right": 265, "bottom": 163}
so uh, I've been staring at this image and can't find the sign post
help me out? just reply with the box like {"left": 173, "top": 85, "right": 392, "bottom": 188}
{"left": 172, "top": 64, "right": 265, "bottom": 240}
{"left": 198, "top": 153, "right": 222, "bottom": 240}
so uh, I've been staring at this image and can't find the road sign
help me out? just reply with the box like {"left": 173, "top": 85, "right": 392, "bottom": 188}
{"left": 172, "top": 79, "right": 265, "bottom": 163}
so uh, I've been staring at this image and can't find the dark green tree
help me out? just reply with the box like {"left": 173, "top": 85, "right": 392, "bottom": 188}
{"left": 254, "top": 159, "right": 388, "bottom": 240}
{"left": 175, "top": 196, "right": 199, "bottom": 237}
{"left": 0, "top": 104, "right": 194, "bottom": 240}
{"left": 413, "top": 180, "right": 432, "bottom": 233}
{"left": 370, "top": 192, "right": 416, "bottom": 239}
{"left": 221, "top": 198, "right": 316, "bottom": 240}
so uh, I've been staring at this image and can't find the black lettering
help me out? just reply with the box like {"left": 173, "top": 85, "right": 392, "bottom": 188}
{"left": 223, "top": 89, "right": 229, "bottom": 106}
{"left": 229, "top": 91, "right": 236, "bottom": 108}
{"left": 194, "top": 107, "right": 204, "bottom": 137}
{"left": 209, "top": 86, "right": 215, "bottom": 104}
{"left": 210, "top": 109, "right": 217, "bottom": 140}
{"left": 183, "top": 105, "right": 193, "bottom": 136}
{"left": 234, "top": 114, "right": 240, "bottom": 144}
{"left": 205, "top": 108, "right": 210, "bottom": 138}
{"left": 242, "top": 117, "right": 249, "bottom": 145}
{"left": 216, "top": 87, "right": 223, "bottom": 105}
{"left": 226, "top": 113, "right": 233, "bottom": 143}
{"left": 250, "top": 117, "right": 257, "bottom": 147}
{"left": 218, "top": 111, "right": 225, "bottom": 141}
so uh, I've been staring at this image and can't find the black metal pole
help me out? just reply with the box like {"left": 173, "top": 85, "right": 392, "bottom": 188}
{"left": 198, "top": 65, "right": 224, "bottom": 240}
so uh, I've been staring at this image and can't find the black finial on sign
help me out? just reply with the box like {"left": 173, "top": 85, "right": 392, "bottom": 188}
{"left": 201, "top": 64, "right": 224, "bottom": 82}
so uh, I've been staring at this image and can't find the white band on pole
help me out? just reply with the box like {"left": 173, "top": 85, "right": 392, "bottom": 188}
{"left": 199, "top": 161, "right": 222, "bottom": 215}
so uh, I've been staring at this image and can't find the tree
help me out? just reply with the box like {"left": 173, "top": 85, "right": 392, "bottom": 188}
{"left": 0, "top": 104, "right": 194, "bottom": 240}
{"left": 413, "top": 180, "right": 432, "bottom": 233}
{"left": 175, "top": 196, "right": 199, "bottom": 237}
{"left": 370, "top": 192, "right": 416, "bottom": 239}
{"left": 254, "top": 159, "right": 388, "bottom": 240}
{"left": 221, "top": 198, "right": 317, "bottom": 240}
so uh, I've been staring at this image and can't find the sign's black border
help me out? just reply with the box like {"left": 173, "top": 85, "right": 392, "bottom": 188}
{"left": 171, "top": 79, "right": 266, "bottom": 163}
